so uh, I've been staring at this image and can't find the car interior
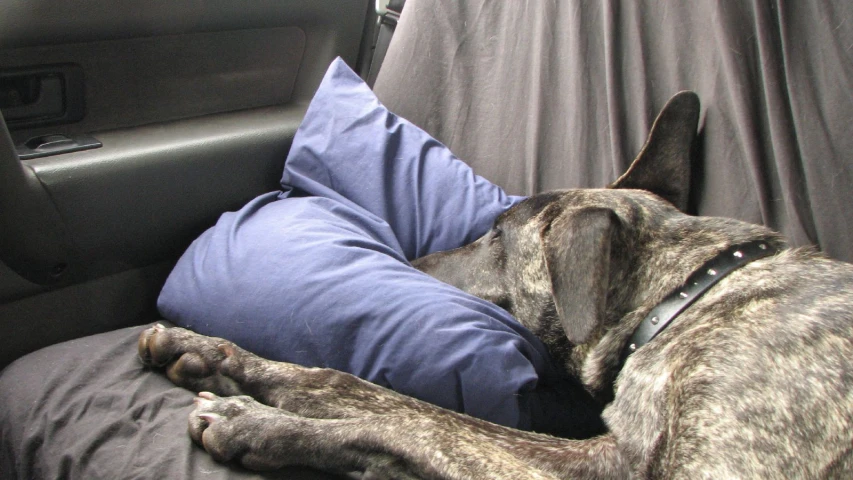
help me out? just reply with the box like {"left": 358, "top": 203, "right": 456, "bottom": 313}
{"left": 1, "top": 0, "right": 851, "bottom": 478}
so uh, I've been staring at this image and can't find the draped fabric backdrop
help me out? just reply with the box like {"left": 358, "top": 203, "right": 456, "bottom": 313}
{"left": 374, "top": 0, "right": 853, "bottom": 263}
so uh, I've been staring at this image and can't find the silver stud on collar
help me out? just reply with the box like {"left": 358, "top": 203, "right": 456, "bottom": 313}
{"left": 679, "top": 292, "right": 689, "bottom": 298}
{"left": 734, "top": 251, "right": 744, "bottom": 258}
{"left": 707, "top": 268, "right": 717, "bottom": 276}
{"left": 759, "top": 243, "right": 768, "bottom": 250}
{"left": 651, "top": 316, "right": 659, "bottom": 325}
{"left": 629, "top": 343, "right": 637, "bottom": 352}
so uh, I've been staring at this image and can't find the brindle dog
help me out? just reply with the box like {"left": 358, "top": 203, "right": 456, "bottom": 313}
{"left": 138, "top": 92, "right": 853, "bottom": 479}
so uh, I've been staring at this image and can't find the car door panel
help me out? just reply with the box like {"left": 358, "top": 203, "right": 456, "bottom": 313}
{"left": 0, "top": 0, "right": 373, "bottom": 368}
{"left": 27, "top": 104, "right": 306, "bottom": 281}
{"left": 1, "top": 28, "right": 307, "bottom": 140}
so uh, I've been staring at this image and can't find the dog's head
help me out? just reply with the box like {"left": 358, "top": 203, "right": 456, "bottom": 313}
{"left": 414, "top": 92, "right": 702, "bottom": 376}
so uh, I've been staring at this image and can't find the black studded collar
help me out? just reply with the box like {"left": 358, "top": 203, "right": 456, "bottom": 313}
{"left": 620, "top": 240, "right": 779, "bottom": 365}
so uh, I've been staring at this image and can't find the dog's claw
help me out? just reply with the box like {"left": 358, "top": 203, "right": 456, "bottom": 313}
{"left": 198, "top": 412, "right": 223, "bottom": 424}
{"left": 195, "top": 393, "right": 222, "bottom": 421}
{"left": 217, "top": 344, "right": 236, "bottom": 357}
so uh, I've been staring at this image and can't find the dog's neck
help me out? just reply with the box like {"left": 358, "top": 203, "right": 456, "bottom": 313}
{"left": 620, "top": 240, "right": 778, "bottom": 364}
{"left": 579, "top": 215, "right": 785, "bottom": 403}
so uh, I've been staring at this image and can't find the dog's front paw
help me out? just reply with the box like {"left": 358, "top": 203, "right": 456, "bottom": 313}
{"left": 190, "top": 392, "right": 314, "bottom": 471}
{"left": 138, "top": 324, "right": 244, "bottom": 395}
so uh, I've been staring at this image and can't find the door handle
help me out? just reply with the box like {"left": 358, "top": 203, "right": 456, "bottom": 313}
{"left": 2, "top": 75, "right": 64, "bottom": 121}
{"left": 0, "top": 64, "right": 85, "bottom": 129}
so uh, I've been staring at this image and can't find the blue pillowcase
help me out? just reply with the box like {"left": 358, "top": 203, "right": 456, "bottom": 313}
{"left": 279, "top": 59, "right": 524, "bottom": 259}
{"left": 158, "top": 58, "right": 578, "bottom": 431}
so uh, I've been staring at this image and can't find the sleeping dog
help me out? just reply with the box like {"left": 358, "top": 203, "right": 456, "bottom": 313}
{"left": 138, "top": 92, "right": 853, "bottom": 479}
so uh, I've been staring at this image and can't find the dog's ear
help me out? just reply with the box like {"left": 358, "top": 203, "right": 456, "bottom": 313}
{"left": 540, "top": 205, "right": 617, "bottom": 345}
{"left": 609, "top": 91, "right": 700, "bottom": 212}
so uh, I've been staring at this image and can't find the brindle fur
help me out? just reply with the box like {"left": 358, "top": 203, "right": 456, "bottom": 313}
{"left": 138, "top": 92, "right": 853, "bottom": 479}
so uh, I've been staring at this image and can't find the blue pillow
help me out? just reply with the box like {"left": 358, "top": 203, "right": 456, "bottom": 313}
{"left": 158, "top": 59, "right": 585, "bottom": 432}
{"left": 278, "top": 59, "right": 522, "bottom": 260}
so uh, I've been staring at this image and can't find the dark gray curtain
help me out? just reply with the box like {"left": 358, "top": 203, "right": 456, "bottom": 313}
{"left": 374, "top": 0, "right": 853, "bottom": 263}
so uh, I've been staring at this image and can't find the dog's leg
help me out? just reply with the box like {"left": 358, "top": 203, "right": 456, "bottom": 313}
{"left": 139, "top": 325, "right": 627, "bottom": 479}
{"left": 188, "top": 392, "right": 424, "bottom": 476}
{"left": 138, "top": 324, "right": 442, "bottom": 417}
{"left": 189, "top": 391, "right": 625, "bottom": 479}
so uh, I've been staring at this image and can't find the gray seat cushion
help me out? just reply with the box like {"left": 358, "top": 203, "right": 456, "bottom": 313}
{"left": 0, "top": 323, "right": 352, "bottom": 480}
